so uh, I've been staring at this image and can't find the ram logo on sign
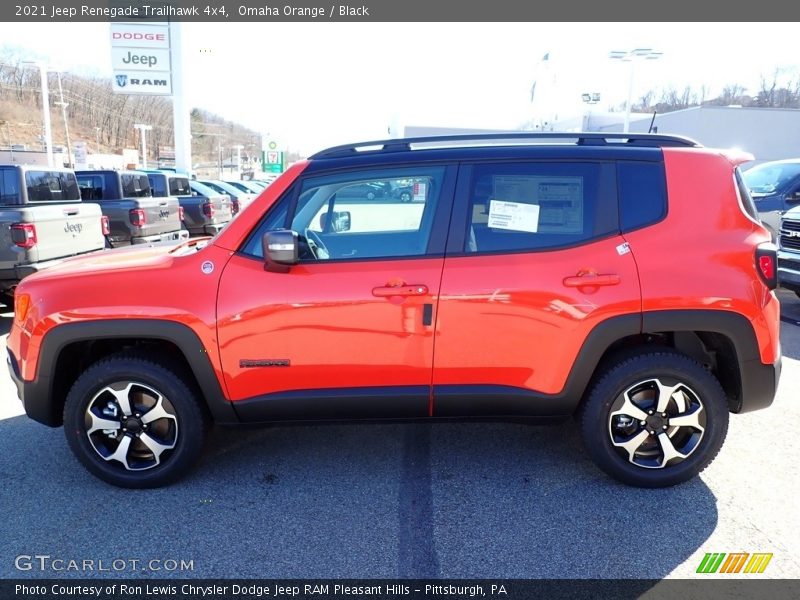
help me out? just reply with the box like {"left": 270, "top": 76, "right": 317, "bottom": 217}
{"left": 112, "top": 71, "right": 172, "bottom": 95}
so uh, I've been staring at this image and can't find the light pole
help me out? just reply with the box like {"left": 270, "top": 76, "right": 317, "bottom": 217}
{"left": 609, "top": 48, "right": 662, "bottom": 133}
{"left": 134, "top": 124, "right": 152, "bottom": 169}
{"left": 581, "top": 93, "right": 601, "bottom": 131}
{"left": 54, "top": 71, "right": 73, "bottom": 168}
{"left": 23, "top": 60, "right": 53, "bottom": 167}
{"left": 233, "top": 144, "right": 244, "bottom": 177}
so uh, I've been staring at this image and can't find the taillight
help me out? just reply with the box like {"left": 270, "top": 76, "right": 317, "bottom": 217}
{"left": 10, "top": 223, "right": 37, "bottom": 249}
{"left": 202, "top": 202, "right": 215, "bottom": 218}
{"left": 129, "top": 208, "right": 146, "bottom": 227}
{"left": 756, "top": 243, "right": 778, "bottom": 290}
{"left": 231, "top": 199, "right": 240, "bottom": 215}
{"left": 179, "top": 206, "right": 185, "bottom": 221}
{"left": 100, "top": 215, "right": 110, "bottom": 236}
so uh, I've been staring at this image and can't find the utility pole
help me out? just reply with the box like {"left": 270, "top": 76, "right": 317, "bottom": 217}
{"left": 23, "top": 61, "right": 53, "bottom": 167}
{"left": 134, "top": 124, "right": 153, "bottom": 169}
{"left": 54, "top": 71, "right": 73, "bottom": 168}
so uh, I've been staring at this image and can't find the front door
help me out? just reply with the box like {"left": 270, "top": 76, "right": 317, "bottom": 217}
{"left": 217, "top": 164, "right": 456, "bottom": 420}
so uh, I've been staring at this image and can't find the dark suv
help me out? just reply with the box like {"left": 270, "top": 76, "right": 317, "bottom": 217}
{"left": 7, "top": 133, "right": 781, "bottom": 488}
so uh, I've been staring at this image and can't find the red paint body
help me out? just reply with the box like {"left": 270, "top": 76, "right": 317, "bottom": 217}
{"left": 7, "top": 148, "right": 779, "bottom": 413}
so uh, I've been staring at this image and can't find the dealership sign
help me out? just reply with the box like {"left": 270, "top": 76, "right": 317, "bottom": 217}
{"left": 110, "top": 23, "right": 172, "bottom": 95}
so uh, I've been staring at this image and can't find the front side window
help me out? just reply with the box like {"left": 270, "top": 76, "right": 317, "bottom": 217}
{"left": 743, "top": 162, "right": 800, "bottom": 195}
{"left": 464, "top": 162, "right": 613, "bottom": 253}
{"left": 242, "top": 166, "right": 446, "bottom": 260}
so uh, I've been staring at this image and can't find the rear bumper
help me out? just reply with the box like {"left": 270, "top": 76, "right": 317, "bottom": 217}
{"left": 777, "top": 249, "right": 800, "bottom": 292}
{"left": 0, "top": 257, "right": 68, "bottom": 288}
{"left": 132, "top": 229, "right": 190, "bottom": 245}
{"left": 188, "top": 223, "right": 228, "bottom": 236}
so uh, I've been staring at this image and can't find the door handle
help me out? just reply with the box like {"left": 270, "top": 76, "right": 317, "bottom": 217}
{"left": 563, "top": 273, "right": 621, "bottom": 287}
{"left": 372, "top": 284, "right": 429, "bottom": 297}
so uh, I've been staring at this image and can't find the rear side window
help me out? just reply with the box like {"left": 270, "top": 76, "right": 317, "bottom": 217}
{"left": 121, "top": 174, "right": 152, "bottom": 198}
{"left": 617, "top": 161, "right": 667, "bottom": 232}
{"left": 25, "top": 171, "right": 80, "bottom": 202}
{"left": 0, "top": 168, "right": 19, "bottom": 204}
{"left": 465, "top": 162, "right": 614, "bottom": 253}
{"left": 169, "top": 177, "right": 191, "bottom": 196}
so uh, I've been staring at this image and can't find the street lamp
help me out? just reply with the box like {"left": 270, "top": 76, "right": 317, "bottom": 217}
{"left": 609, "top": 48, "right": 663, "bottom": 133}
{"left": 134, "top": 124, "right": 153, "bottom": 169}
{"left": 581, "top": 93, "right": 601, "bottom": 131}
{"left": 22, "top": 60, "right": 53, "bottom": 167}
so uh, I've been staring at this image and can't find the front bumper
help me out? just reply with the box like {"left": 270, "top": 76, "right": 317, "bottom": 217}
{"left": 777, "top": 249, "right": 800, "bottom": 292}
{"left": 6, "top": 348, "right": 58, "bottom": 427}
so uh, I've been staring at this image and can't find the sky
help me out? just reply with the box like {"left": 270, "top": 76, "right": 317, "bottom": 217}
{"left": 1, "top": 22, "right": 799, "bottom": 155}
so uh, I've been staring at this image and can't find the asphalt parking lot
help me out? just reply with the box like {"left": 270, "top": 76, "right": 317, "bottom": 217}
{"left": 1, "top": 291, "right": 798, "bottom": 580}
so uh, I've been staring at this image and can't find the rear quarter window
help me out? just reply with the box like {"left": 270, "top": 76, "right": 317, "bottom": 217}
{"left": 617, "top": 161, "right": 667, "bottom": 232}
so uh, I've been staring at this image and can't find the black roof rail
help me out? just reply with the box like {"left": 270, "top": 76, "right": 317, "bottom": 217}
{"left": 309, "top": 132, "right": 702, "bottom": 159}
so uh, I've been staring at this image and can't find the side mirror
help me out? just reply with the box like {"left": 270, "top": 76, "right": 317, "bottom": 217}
{"left": 320, "top": 210, "right": 351, "bottom": 233}
{"left": 787, "top": 191, "right": 800, "bottom": 204}
{"left": 262, "top": 230, "right": 298, "bottom": 273}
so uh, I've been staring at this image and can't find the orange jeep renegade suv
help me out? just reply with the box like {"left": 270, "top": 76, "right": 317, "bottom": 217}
{"left": 6, "top": 133, "right": 781, "bottom": 488}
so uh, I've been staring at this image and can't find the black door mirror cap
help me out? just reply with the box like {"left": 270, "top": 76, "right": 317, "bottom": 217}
{"left": 262, "top": 230, "right": 299, "bottom": 273}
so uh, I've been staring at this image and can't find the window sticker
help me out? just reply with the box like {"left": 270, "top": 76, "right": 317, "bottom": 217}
{"left": 492, "top": 175, "right": 584, "bottom": 234}
{"left": 413, "top": 181, "right": 427, "bottom": 202}
{"left": 488, "top": 199, "right": 541, "bottom": 233}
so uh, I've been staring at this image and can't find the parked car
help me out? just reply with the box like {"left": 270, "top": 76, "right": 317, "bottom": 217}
{"left": 197, "top": 179, "right": 256, "bottom": 216}
{"left": 145, "top": 171, "right": 232, "bottom": 237}
{"left": 0, "top": 165, "right": 106, "bottom": 302}
{"left": 741, "top": 159, "right": 800, "bottom": 238}
{"left": 76, "top": 170, "right": 188, "bottom": 247}
{"left": 777, "top": 205, "right": 800, "bottom": 298}
{"left": 224, "top": 180, "right": 266, "bottom": 196}
{"left": 244, "top": 180, "right": 269, "bottom": 190}
{"left": 7, "top": 133, "right": 780, "bottom": 489}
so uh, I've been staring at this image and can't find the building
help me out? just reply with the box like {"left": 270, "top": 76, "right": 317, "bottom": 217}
{"left": 589, "top": 106, "right": 800, "bottom": 163}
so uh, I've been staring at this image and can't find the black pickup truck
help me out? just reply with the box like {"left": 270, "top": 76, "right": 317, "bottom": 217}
{"left": 75, "top": 170, "right": 188, "bottom": 247}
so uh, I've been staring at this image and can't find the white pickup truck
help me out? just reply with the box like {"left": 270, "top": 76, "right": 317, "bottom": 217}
{"left": 0, "top": 165, "right": 106, "bottom": 303}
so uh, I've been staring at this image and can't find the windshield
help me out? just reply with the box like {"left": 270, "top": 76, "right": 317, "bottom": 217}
{"left": 742, "top": 162, "right": 800, "bottom": 194}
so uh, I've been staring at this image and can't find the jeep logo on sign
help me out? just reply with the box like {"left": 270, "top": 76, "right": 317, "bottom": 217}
{"left": 64, "top": 222, "right": 83, "bottom": 234}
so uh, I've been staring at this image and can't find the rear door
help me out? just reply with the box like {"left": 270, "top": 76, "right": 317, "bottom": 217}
{"left": 216, "top": 164, "right": 456, "bottom": 419}
{"left": 432, "top": 159, "right": 642, "bottom": 416}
